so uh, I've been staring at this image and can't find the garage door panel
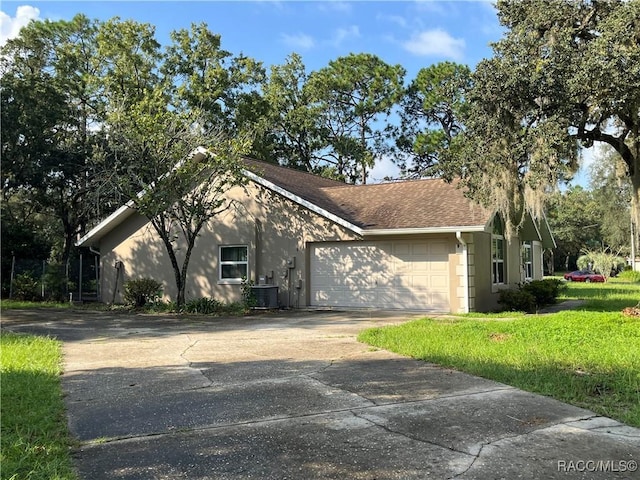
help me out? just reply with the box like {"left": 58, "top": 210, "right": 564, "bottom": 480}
{"left": 311, "top": 240, "right": 451, "bottom": 311}
{"left": 393, "top": 243, "right": 411, "bottom": 255}
{"left": 409, "top": 275, "right": 429, "bottom": 288}
{"left": 429, "top": 241, "right": 449, "bottom": 255}
{"left": 410, "top": 261, "right": 430, "bottom": 272}
{"left": 430, "top": 275, "right": 449, "bottom": 288}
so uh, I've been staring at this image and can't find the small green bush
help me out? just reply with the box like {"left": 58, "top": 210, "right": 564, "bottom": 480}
{"left": 241, "top": 277, "right": 256, "bottom": 309}
{"left": 498, "top": 288, "right": 536, "bottom": 313}
{"left": 123, "top": 278, "right": 163, "bottom": 307}
{"left": 12, "top": 272, "right": 40, "bottom": 301}
{"left": 184, "top": 297, "right": 223, "bottom": 314}
{"left": 617, "top": 269, "right": 640, "bottom": 283}
{"left": 499, "top": 279, "right": 565, "bottom": 313}
{"left": 522, "top": 278, "right": 565, "bottom": 306}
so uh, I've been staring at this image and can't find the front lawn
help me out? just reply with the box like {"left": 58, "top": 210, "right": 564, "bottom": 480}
{"left": 358, "top": 281, "right": 640, "bottom": 427}
{"left": 559, "top": 277, "right": 640, "bottom": 311}
{"left": 0, "top": 333, "right": 78, "bottom": 480}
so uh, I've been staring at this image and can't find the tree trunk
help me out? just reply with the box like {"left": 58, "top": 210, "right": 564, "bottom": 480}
{"left": 177, "top": 239, "right": 197, "bottom": 309}
{"left": 630, "top": 169, "right": 640, "bottom": 270}
{"left": 154, "top": 224, "right": 185, "bottom": 309}
{"left": 152, "top": 220, "right": 203, "bottom": 310}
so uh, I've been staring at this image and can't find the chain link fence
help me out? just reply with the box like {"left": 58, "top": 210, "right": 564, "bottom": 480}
{"left": 4, "top": 252, "right": 100, "bottom": 302}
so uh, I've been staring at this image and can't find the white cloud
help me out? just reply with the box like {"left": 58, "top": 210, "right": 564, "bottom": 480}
{"left": 280, "top": 32, "right": 315, "bottom": 50}
{"left": 0, "top": 5, "right": 40, "bottom": 47}
{"left": 403, "top": 28, "right": 465, "bottom": 60}
{"left": 317, "top": 1, "right": 352, "bottom": 14}
{"left": 413, "top": 0, "right": 448, "bottom": 16}
{"left": 369, "top": 156, "right": 401, "bottom": 183}
{"left": 329, "top": 25, "right": 360, "bottom": 47}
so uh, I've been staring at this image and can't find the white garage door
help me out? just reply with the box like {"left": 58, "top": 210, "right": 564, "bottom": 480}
{"left": 310, "top": 240, "right": 450, "bottom": 311}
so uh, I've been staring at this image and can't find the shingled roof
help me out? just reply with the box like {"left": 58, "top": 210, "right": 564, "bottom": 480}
{"left": 77, "top": 155, "right": 495, "bottom": 247}
{"left": 242, "top": 158, "right": 493, "bottom": 232}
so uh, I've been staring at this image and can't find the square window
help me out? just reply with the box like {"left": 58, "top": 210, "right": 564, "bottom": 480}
{"left": 220, "top": 245, "right": 248, "bottom": 282}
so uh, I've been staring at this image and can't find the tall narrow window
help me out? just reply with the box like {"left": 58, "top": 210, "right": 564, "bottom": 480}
{"left": 492, "top": 216, "right": 505, "bottom": 285}
{"left": 522, "top": 241, "right": 533, "bottom": 280}
{"left": 219, "top": 245, "right": 248, "bottom": 282}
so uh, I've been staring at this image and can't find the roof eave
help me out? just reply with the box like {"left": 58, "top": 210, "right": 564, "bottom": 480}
{"left": 362, "top": 225, "right": 488, "bottom": 236}
{"left": 76, "top": 201, "right": 135, "bottom": 247}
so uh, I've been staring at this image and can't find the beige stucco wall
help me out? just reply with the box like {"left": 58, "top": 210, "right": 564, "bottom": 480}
{"left": 99, "top": 182, "right": 360, "bottom": 305}
{"left": 97, "top": 179, "right": 548, "bottom": 312}
{"left": 468, "top": 232, "right": 546, "bottom": 313}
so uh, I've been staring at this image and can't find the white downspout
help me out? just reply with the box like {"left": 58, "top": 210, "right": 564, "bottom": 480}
{"left": 456, "top": 232, "right": 469, "bottom": 313}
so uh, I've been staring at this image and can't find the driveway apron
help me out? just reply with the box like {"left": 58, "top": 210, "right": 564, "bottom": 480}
{"left": 3, "top": 309, "right": 639, "bottom": 479}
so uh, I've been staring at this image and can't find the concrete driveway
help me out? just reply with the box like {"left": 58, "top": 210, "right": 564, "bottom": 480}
{"left": 3, "top": 309, "right": 639, "bottom": 479}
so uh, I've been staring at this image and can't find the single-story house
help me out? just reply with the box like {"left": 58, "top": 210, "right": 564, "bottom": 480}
{"left": 77, "top": 156, "right": 555, "bottom": 313}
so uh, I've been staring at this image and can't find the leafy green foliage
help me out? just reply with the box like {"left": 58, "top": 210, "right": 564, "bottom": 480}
{"left": 618, "top": 270, "right": 640, "bottom": 283}
{"left": 306, "top": 53, "right": 405, "bottom": 183}
{"left": 2, "top": 16, "right": 257, "bottom": 308}
{"left": 241, "top": 277, "right": 257, "bottom": 309}
{"left": 523, "top": 279, "right": 566, "bottom": 306}
{"left": 162, "top": 22, "right": 266, "bottom": 147}
{"left": 545, "top": 186, "right": 602, "bottom": 270}
{"left": 41, "top": 263, "right": 72, "bottom": 302}
{"left": 577, "top": 250, "right": 626, "bottom": 279}
{"left": 12, "top": 272, "right": 40, "bottom": 301}
{"left": 499, "top": 279, "right": 565, "bottom": 313}
{"left": 123, "top": 278, "right": 163, "bottom": 307}
{"left": 395, "top": 62, "right": 471, "bottom": 178}
{"left": 443, "top": 0, "right": 640, "bottom": 239}
{"left": 261, "top": 53, "right": 323, "bottom": 171}
{"left": 498, "top": 288, "right": 536, "bottom": 313}
{"left": 184, "top": 297, "right": 224, "bottom": 314}
{"left": 0, "top": 15, "right": 106, "bottom": 270}
{"left": 589, "top": 147, "right": 633, "bottom": 252}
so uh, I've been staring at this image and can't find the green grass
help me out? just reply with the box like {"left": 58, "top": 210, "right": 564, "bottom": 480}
{"left": 1, "top": 333, "right": 78, "bottom": 480}
{"left": 559, "top": 278, "right": 640, "bottom": 311}
{"left": 0, "top": 299, "right": 88, "bottom": 310}
{"left": 359, "top": 281, "right": 640, "bottom": 427}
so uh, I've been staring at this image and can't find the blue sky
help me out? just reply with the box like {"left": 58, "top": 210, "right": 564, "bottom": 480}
{"left": 0, "top": 1, "right": 593, "bottom": 184}
{"left": 1, "top": 1, "right": 502, "bottom": 75}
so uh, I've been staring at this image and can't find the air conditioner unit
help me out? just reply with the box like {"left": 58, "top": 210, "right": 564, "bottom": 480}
{"left": 251, "top": 285, "right": 279, "bottom": 309}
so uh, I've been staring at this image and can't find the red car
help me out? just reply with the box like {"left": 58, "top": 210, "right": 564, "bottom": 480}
{"left": 563, "top": 270, "right": 606, "bottom": 282}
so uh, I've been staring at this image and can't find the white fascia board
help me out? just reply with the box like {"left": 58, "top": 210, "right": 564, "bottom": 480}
{"left": 243, "top": 170, "right": 363, "bottom": 236}
{"left": 362, "top": 225, "right": 487, "bottom": 236}
{"left": 75, "top": 201, "right": 135, "bottom": 247}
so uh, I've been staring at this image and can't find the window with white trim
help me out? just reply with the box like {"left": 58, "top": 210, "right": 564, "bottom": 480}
{"left": 492, "top": 217, "right": 505, "bottom": 285}
{"left": 522, "top": 241, "right": 533, "bottom": 280}
{"left": 219, "top": 245, "right": 248, "bottom": 282}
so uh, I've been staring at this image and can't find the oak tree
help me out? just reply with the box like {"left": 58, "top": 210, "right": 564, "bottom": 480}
{"left": 452, "top": 0, "right": 640, "bottom": 239}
